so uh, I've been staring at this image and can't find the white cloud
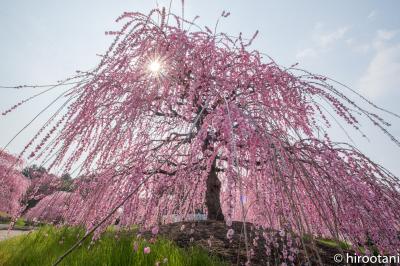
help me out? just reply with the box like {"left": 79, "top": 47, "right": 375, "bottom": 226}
{"left": 373, "top": 29, "right": 399, "bottom": 49}
{"left": 367, "top": 10, "right": 377, "bottom": 20}
{"left": 296, "top": 25, "right": 349, "bottom": 59}
{"left": 345, "top": 38, "right": 354, "bottom": 45}
{"left": 346, "top": 38, "right": 371, "bottom": 54}
{"left": 377, "top": 29, "right": 397, "bottom": 41}
{"left": 359, "top": 30, "right": 400, "bottom": 98}
{"left": 296, "top": 48, "right": 317, "bottom": 59}
{"left": 346, "top": 29, "right": 398, "bottom": 55}
{"left": 314, "top": 21, "right": 324, "bottom": 30}
{"left": 355, "top": 43, "right": 371, "bottom": 53}
{"left": 317, "top": 27, "right": 349, "bottom": 47}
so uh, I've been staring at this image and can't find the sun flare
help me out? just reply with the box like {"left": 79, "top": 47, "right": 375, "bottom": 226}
{"left": 148, "top": 60, "right": 162, "bottom": 74}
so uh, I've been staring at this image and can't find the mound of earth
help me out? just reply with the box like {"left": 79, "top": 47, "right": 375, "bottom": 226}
{"left": 141, "top": 220, "right": 356, "bottom": 266}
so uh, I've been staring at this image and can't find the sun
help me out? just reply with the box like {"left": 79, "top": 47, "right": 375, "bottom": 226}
{"left": 147, "top": 57, "right": 165, "bottom": 78}
{"left": 147, "top": 59, "right": 163, "bottom": 75}
{"left": 144, "top": 54, "right": 169, "bottom": 80}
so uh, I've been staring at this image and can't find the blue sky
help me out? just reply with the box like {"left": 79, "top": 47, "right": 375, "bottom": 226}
{"left": 1, "top": 0, "right": 400, "bottom": 175}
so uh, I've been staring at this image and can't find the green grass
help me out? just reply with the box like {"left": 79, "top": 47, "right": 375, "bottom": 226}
{"left": 0, "top": 226, "right": 227, "bottom": 266}
{"left": 317, "top": 238, "right": 351, "bottom": 250}
{"left": 14, "top": 217, "right": 26, "bottom": 227}
{"left": 302, "top": 233, "right": 354, "bottom": 253}
{"left": 0, "top": 212, "right": 32, "bottom": 227}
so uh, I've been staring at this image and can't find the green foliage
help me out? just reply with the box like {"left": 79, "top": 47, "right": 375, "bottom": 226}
{"left": 14, "top": 218, "right": 26, "bottom": 227}
{"left": 22, "top": 164, "right": 47, "bottom": 179}
{"left": 0, "top": 226, "right": 227, "bottom": 266}
{"left": 60, "top": 173, "right": 74, "bottom": 192}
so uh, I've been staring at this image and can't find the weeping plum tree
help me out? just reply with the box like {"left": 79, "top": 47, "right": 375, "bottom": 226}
{"left": 3, "top": 7, "right": 400, "bottom": 261}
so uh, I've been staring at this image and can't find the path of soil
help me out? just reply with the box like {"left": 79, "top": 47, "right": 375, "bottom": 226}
{"left": 0, "top": 224, "right": 33, "bottom": 241}
{"left": 0, "top": 229, "right": 30, "bottom": 241}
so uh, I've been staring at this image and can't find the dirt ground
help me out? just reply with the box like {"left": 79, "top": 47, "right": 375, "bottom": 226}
{"left": 0, "top": 224, "right": 32, "bottom": 241}
{"left": 140, "top": 220, "right": 346, "bottom": 266}
{"left": 0, "top": 229, "right": 30, "bottom": 241}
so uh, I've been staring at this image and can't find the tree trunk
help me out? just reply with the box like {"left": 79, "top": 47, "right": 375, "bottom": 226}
{"left": 205, "top": 158, "right": 225, "bottom": 221}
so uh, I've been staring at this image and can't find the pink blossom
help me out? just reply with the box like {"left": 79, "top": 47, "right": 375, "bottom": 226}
{"left": 226, "top": 229, "right": 234, "bottom": 239}
{"left": 143, "top": 246, "right": 151, "bottom": 254}
{"left": 225, "top": 218, "right": 232, "bottom": 227}
{"left": 151, "top": 226, "right": 159, "bottom": 235}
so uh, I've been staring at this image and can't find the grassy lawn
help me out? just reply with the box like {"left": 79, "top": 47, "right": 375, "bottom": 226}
{"left": 0, "top": 225, "right": 227, "bottom": 266}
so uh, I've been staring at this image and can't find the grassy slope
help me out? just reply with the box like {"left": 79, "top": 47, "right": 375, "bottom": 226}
{"left": 0, "top": 226, "right": 227, "bottom": 266}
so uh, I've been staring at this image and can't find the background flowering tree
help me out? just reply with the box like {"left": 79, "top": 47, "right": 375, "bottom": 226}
{"left": 3, "top": 7, "right": 400, "bottom": 263}
{"left": 0, "top": 151, "right": 65, "bottom": 220}
{"left": 25, "top": 191, "right": 73, "bottom": 223}
{"left": 0, "top": 151, "right": 29, "bottom": 216}
{"left": 20, "top": 169, "right": 62, "bottom": 215}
